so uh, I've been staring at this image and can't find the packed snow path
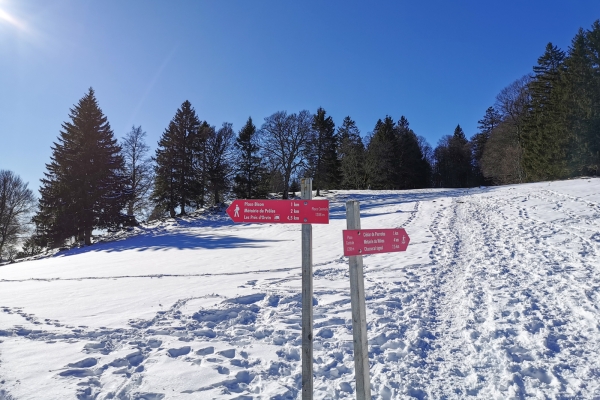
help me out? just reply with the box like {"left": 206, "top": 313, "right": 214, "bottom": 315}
{"left": 0, "top": 178, "right": 599, "bottom": 399}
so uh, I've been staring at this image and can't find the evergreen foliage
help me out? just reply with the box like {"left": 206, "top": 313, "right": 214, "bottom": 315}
{"left": 472, "top": 106, "right": 502, "bottom": 183}
{"left": 365, "top": 116, "right": 398, "bottom": 189}
{"left": 433, "top": 125, "right": 474, "bottom": 188}
{"left": 522, "top": 43, "right": 567, "bottom": 180}
{"left": 337, "top": 117, "right": 366, "bottom": 189}
{"left": 305, "top": 107, "right": 340, "bottom": 195}
{"left": 232, "top": 117, "right": 269, "bottom": 199}
{"left": 365, "top": 116, "right": 430, "bottom": 189}
{"left": 152, "top": 101, "right": 204, "bottom": 217}
{"left": 34, "top": 88, "right": 128, "bottom": 247}
{"left": 395, "top": 117, "right": 431, "bottom": 189}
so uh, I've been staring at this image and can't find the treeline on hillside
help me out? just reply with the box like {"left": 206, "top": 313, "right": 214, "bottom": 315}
{"left": 28, "top": 88, "right": 434, "bottom": 251}
{"left": 474, "top": 21, "right": 600, "bottom": 185}
{"left": 2, "top": 21, "right": 599, "bottom": 257}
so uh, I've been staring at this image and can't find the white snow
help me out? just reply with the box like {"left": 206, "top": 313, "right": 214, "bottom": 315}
{"left": 0, "top": 177, "right": 599, "bottom": 399}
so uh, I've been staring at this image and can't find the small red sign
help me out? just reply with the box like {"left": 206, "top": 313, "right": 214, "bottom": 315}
{"left": 343, "top": 228, "right": 410, "bottom": 256}
{"left": 227, "top": 199, "right": 329, "bottom": 224}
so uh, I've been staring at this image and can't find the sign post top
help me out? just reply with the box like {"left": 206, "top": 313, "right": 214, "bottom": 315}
{"left": 343, "top": 228, "right": 410, "bottom": 256}
{"left": 226, "top": 199, "right": 329, "bottom": 224}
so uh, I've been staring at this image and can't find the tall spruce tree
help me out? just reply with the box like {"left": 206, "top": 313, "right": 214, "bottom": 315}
{"left": 35, "top": 88, "right": 127, "bottom": 247}
{"left": 365, "top": 116, "right": 398, "bottom": 189}
{"left": 152, "top": 121, "right": 178, "bottom": 217}
{"left": 232, "top": 117, "right": 268, "bottom": 199}
{"left": 472, "top": 106, "right": 502, "bottom": 184}
{"left": 306, "top": 107, "right": 339, "bottom": 196}
{"left": 152, "top": 101, "right": 203, "bottom": 216}
{"left": 337, "top": 116, "right": 366, "bottom": 189}
{"left": 395, "top": 116, "right": 431, "bottom": 189}
{"left": 523, "top": 43, "right": 567, "bottom": 180}
{"left": 433, "top": 125, "right": 473, "bottom": 188}
{"left": 560, "top": 23, "right": 600, "bottom": 176}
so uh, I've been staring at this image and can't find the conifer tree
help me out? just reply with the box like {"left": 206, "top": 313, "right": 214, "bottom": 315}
{"left": 472, "top": 107, "right": 502, "bottom": 184}
{"left": 560, "top": 23, "right": 600, "bottom": 176}
{"left": 365, "top": 116, "right": 398, "bottom": 189}
{"left": 395, "top": 116, "right": 431, "bottom": 189}
{"left": 306, "top": 107, "right": 339, "bottom": 195}
{"left": 433, "top": 125, "right": 473, "bottom": 188}
{"left": 35, "top": 88, "right": 127, "bottom": 246}
{"left": 232, "top": 117, "right": 268, "bottom": 199}
{"left": 152, "top": 121, "right": 178, "bottom": 217}
{"left": 337, "top": 117, "right": 366, "bottom": 189}
{"left": 523, "top": 43, "right": 567, "bottom": 180}
{"left": 152, "top": 101, "right": 203, "bottom": 216}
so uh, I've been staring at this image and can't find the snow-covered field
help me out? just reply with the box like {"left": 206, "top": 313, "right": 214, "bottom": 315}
{"left": 1, "top": 178, "right": 599, "bottom": 400}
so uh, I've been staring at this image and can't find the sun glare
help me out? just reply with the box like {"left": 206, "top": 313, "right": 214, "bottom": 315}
{"left": 0, "top": 4, "right": 28, "bottom": 32}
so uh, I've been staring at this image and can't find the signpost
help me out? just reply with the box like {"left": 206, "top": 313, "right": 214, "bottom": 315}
{"left": 343, "top": 228, "right": 410, "bottom": 256}
{"left": 226, "top": 199, "right": 329, "bottom": 224}
{"left": 344, "top": 201, "right": 411, "bottom": 400}
{"left": 226, "top": 180, "right": 326, "bottom": 400}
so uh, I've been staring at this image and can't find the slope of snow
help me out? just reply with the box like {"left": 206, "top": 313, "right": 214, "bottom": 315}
{"left": 0, "top": 177, "right": 599, "bottom": 399}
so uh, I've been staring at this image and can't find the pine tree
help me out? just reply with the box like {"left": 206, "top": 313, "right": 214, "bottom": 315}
{"left": 523, "top": 43, "right": 567, "bottom": 180}
{"left": 472, "top": 106, "right": 502, "bottom": 184}
{"left": 337, "top": 116, "right": 366, "bottom": 189}
{"left": 433, "top": 125, "right": 473, "bottom": 188}
{"left": 365, "top": 116, "right": 398, "bottom": 189}
{"left": 306, "top": 107, "right": 339, "bottom": 196}
{"left": 152, "top": 101, "right": 203, "bottom": 216}
{"left": 233, "top": 117, "right": 269, "bottom": 199}
{"left": 395, "top": 116, "right": 431, "bottom": 189}
{"left": 35, "top": 88, "right": 128, "bottom": 247}
{"left": 561, "top": 24, "right": 600, "bottom": 176}
{"left": 152, "top": 121, "right": 179, "bottom": 218}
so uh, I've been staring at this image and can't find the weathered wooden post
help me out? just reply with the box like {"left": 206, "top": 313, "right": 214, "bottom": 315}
{"left": 345, "top": 200, "right": 372, "bottom": 400}
{"left": 301, "top": 178, "right": 313, "bottom": 399}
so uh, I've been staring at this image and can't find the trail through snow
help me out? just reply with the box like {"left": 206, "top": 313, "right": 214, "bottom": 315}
{"left": 0, "top": 178, "right": 599, "bottom": 399}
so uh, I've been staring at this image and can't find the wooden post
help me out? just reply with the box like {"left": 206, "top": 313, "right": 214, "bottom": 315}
{"left": 346, "top": 200, "right": 372, "bottom": 400}
{"left": 301, "top": 178, "right": 313, "bottom": 399}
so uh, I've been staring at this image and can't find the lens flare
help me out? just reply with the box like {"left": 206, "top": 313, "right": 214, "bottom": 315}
{"left": 0, "top": 3, "right": 29, "bottom": 32}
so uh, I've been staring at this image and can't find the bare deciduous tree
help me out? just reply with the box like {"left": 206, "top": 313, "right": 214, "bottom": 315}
{"left": 493, "top": 75, "right": 532, "bottom": 183}
{"left": 481, "top": 122, "right": 523, "bottom": 185}
{"left": 122, "top": 126, "right": 154, "bottom": 222}
{"left": 0, "top": 170, "right": 36, "bottom": 261}
{"left": 260, "top": 110, "right": 312, "bottom": 199}
{"left": 206, "top": 122, "right": 235, "bottom": 205}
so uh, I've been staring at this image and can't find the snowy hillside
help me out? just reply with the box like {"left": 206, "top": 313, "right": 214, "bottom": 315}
{"left": 1, "top": 178, "right": 599, "bottom": 400}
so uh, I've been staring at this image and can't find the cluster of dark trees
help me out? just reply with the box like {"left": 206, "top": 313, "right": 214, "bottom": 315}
{"left": 470, "top": 21, "right": 600, "bottom": 185}
{"left": 2, "top": 21, "right": 598, "bottom": 256}
{"left": 23, "top": 89, "right": 433, "bottom": 250}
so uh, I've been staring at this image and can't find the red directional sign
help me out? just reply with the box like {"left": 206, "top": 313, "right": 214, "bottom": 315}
{"left": 343, "top": 228, "right": 410, "bottom": 256}
{"left": 227, "top": 199, "right": 329, "bottom": 224}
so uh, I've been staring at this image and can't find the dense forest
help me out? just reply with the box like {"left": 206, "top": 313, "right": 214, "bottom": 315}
{"left": 1, "top": 21, "right": 599, "bottom": 258}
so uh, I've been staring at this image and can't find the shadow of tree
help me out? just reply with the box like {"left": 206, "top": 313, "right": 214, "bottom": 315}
{"left": 55, "top": 231, "right": 281, "bottom": 257}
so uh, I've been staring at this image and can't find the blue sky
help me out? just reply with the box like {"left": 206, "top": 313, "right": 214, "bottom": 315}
{"left": 1, "top": 0, "right": 599, "bottom": 192}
